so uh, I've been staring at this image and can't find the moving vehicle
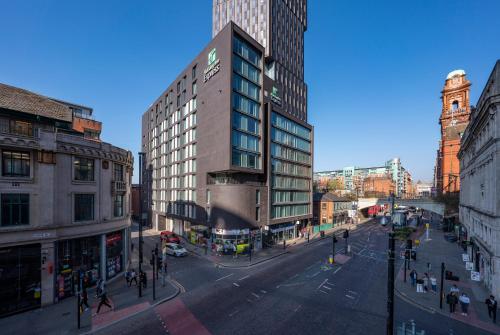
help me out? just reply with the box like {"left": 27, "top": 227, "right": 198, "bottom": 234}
{"left": 160, "top": 231, "right": 180, "bottom": 244}
{"left": 163, "top": 243, "right": 188, "bottom": 257}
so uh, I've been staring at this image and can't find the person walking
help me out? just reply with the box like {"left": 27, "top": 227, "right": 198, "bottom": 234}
{"left": 409, "top": 269, "right": 417, "bottom": 287}
{"left": 446, "top": 292, "right": 455, "bottom": 313}
{"left": 486, "top": 295, "right": 497, "bottom": 323}
{"left": 124, "top": 269, "right": 131, "bottom": 286}
{"left": 450, "top": 284, "right": 460, "bottom": 294}
{"left": 94, "top": 281, "right": 112, "bottom": 315}
{"left": 141, "top": 270, "right": 148, "bottom": 289}
{"left": 423, "top": 273, "right": 429, "bottom": 292}
{"left": 430, "top": 274, "right": 437, "bottom": 293}
{"left": 79, "top": 286, "right": 90, "bottom": 312}
{"left": 129, "top": 269, "right": 138, "bottom": 286}
{"left": 459, "top": 293, "right": 470, "bottom": 316}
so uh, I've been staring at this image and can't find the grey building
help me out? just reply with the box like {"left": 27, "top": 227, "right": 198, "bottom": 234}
{"left": 0, "top": 83, "right": 133, "bottom": 316}
{"left": 142, "top": 14, "right": 312, "bottom": 249}
{"left": 459, "top": 60, "right": 500, "bottom": 298}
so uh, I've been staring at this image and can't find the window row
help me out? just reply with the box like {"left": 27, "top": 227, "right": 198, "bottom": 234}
{"left": 271, "top": 113, "right": 310, "bottom": 140}
{"left": 271, "top": 143, "right": 310, "bottom": 164}
{"left": 272, "top": 191, "right": 309, "bottom": 204}
{"left": 271, "top": 204, "right": 310, "bottom": 219}
{"left": 233, "top": 112, "right": 259, "bottom": 135}
{"left": 232, "top": 149, "right": 260, "bottom": 169}
{"left": 272, "top": 176, "right": 310, "bottom": 190}
{"left": 233, "top": 74, "right": 260, "bottom": 101}
{"left": 166, "top": 174, "right": 197, "bottom": 189}
{"left": 233, "top": 36, "right": 261, "bottom": 68}
{"left": 271, "top": 128, "right": 310, "bottom": 152}
{"left": 233, "top": 92, "right": 260, "bottom": 118}
{"left": 167, "top": 202, "right": 197, "bottom": 219}
{"left": 233, "top": 56, "right": 260, "bottom": 84}
{"left": 272, "top": 159, "right": 311, "bottom": 177}
{"left": 232, "top": 130, "right": 259, "bottom": 152}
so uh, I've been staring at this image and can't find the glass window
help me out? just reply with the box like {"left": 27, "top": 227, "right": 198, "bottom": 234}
{"left": 232, "top": 113, "right": 258, "bottom": 135}
{"left": 192, "top": 65, "right": 197, "bottom": 79}
{"left": 113, "top": 164, "right": 124, "bottom": 182}
{"left": 232, "top": 149, "right": 259, "bottom": 169}
{"left": 2, "top": 150, "right": 30, "bottom": 177}
{"left": 233, "top": 75, "right": 260, "bottom": 101}
{"left": 113, "top": 195, "right": 124, "bottom": 217}
{"left": 192, "top": 81, "right": 197, "bottom": 95}
{"left": 1, "top": 194, "right": 29, "bottom": 226}
{"left": 233, "top": 56, "right": 260, "bottom": 83}
{"left": 74, "top": 157, "right": 94, "bottom": 181}
{"left": 233, "top": 93, "right": 259, "bottom": 118}
{"left": 232, "top": 130, "right": 258, "bottom": 152}
{"left": 233, "top": 36, "right": 261, "bottom": 67}
{"left": 256, "top": 190, "right": 260, "bottom": 204}
{"left": 74, "top": 194, "right": 94, "bottom": 221}
{"left": 256, "top": 207, "right": 260, "bottom": 221}
{"left": 271, "top": 112, "right": 311, "bottom": 140}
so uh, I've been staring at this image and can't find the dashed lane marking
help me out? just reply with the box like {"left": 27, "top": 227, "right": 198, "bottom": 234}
{"left": 260, "top": 290, "right": 267, "bottom": 294}
{"left": 319, "top": 290, "right": 329, "bottom": 294}
{"left": 276, "top": 282, "right": 306, "bottom": 289}
{"left": 322, "top": 286, "right": 332, "bottom": 290}
{"left": 238, "top": 275, "right": 250, "bottom": 281}
{"left": 333, "top": 267, "right": 342, "bottom": 274}
{"left": 294, "top": 305, "right": 302, "bottom": 312}
{"left": 345, "top": 294, "right": 355, "bottom": 299}
{"left": 317, "top": 278, "right": 328, "bottom": 290}
{"left": 307, "top": 271, "right": 321, "bottom": 278}
{"left": 229, "top": 309, "right": 239, "bottom": 317}
{"left": 216, "top": 273, "right": 234, "bottom": 281}
{"left": 233, "top": 282, "right": 240, "bottom": 287}
{"left": 251, "top": 292, "right": 260, "bottom": 299}
{"left": 290, "top": 274, "right": 299, "bottom": 280}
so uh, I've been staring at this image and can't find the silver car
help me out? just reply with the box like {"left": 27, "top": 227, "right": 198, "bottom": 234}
{"left": 164, "top": 243, "right": 188, "bottom": 257}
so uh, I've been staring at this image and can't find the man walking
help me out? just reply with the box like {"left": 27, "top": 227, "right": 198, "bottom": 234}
{"left": 486, "top": 295, "right": 497, "bottom": 323}
{"left": 409, "top": 269, "right": 417, "bottom": 287}
{"left": 94, "top": 281, "right": 112, "bottom": 315}
{"left": 446, "top": 292, "right": 455, "bottom": 313}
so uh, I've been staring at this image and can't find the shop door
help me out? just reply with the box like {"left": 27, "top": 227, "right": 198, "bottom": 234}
{"left": 0, "top": 244, "right": 41, "bottom": 317}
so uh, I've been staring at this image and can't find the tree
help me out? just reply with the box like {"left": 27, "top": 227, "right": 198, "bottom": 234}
{"left": 326, "top": 179, "right": 342, "bottom": 192}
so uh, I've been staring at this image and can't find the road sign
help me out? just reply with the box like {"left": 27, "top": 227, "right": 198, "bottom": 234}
{"left": 471, "top": 271, "right": 481, "bottom": 281}
{"left": 465, "top": 262, "right": 473, "bottom": 271}
{"left": 462, "top": 254, "right": 470, "bottom": 262}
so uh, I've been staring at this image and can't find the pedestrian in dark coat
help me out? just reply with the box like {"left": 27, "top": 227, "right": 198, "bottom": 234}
{"left": 486, "top": 295, "right": 497, "bottom": 323}
{"left": 409, "top": 270, "right": 417, "bottom": 287}
{"left": 94, "top": 283, "right": 112, "bottom": 315}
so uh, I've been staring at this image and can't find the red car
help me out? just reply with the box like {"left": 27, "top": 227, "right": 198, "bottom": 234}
{"left": 160, "top": 231, "right": 180, "bottom": 244}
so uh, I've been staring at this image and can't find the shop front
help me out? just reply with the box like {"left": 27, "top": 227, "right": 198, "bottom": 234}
{"left": 0, "top": 244, "right": 41, "bottom": 317}
{"left": 265, "top": 222, "right": 296, "bottom": 245}
{"left": 106, "top": 231, "right": 124, "bottom": 280}
{"left": 56, "top": 236, "right": 100, "bottom": 300}
{"left": 188, "top": 224, "right": 210, "bottom": 246}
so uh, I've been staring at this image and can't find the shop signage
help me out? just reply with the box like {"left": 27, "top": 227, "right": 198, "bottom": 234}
{"left": 203, "top": 48, "right": 220, "bottom": 83}
{"left": 33, "top": 232, "right": 52, "bottom": 239}
{"left": 106, "top": 233, "right": 122, "bottom": 245}
{"left": 471, "top": 271, "right": 481, "bottom": 281}
{"left": 213, "top": 228, "right": 249, "bottom": 235}
{"left": 270, "top": 86, "right": 282, "bottom": 106}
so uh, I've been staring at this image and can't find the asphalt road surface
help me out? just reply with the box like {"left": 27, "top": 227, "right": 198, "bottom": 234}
{"left": 98, "top": 221, "right": 495, "bottom": 335}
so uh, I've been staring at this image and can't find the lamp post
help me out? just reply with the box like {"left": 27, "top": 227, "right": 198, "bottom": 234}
{"left": 138, "top": 152, "right": 144, "bottom": 298}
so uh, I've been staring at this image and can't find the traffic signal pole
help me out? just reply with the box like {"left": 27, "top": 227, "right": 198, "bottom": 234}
{"left": 387, "top": 232, "right": 395, "bottom": 335}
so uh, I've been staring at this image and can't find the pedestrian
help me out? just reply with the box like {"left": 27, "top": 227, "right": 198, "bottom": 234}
{"left": 459, "top": 293, "right": 470, "bottom": 316}
{"left": 430, "top": 274, "right": 437, "bottom": 293}
{"left": 79, "top": 286, "right": 90, "bottom": 312}
{"left": 446, "top": 292, "right": 455, "bottom": 313}
{"left": 450, "top": 284, "right": 460, "bottom": 294}
{"left": 423, "top": 273, "right": 429, "bottom": 292}
{"left": 94, "top": 282, "right": 112, "bottom": 315}
{"left": 141, "top": 270, "right": 148, "bottom": 289}
{"left": 485, "top": 295, "right": 497, "bottom": 323}
{"left": 124, "top": 269, "right": 131, "bottom": 286}
{"left": 409, "top": 269, "right": 417, "bottom": 287}
{"left": 129, "top": 269, "right": 138, "bottom": 286}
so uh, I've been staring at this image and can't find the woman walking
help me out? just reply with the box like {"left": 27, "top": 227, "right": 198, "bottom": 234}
{"left": 459, "top": 293, "right": 470, "bottom": 316}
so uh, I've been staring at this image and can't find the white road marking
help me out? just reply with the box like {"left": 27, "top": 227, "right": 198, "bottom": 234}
{"left": 322, "top": 286, "right": 332, "bottom": 290}
{"left": 348, "top": 290, "right": 358, "bottom": 295}
{"left": 216, "top": 273, "right": 234, "bottom": 281}
{"left": 260, "top": 290, "right": 267, "bottom": 294}
{"left": 290, "top": 274, "right": 299, "bottom": 280}
{"left": 320, "top": 290, "right": 329, "bottom": 294}
{"left": 238, "top": 275, "right": 250, "bottom": 281}
{"left": 229, "top": 309, "right": 239, "bottom": 317}
{"left": 317, "top": 278, "right": 328, "bottom": 290}
{"left": 277, "top": 282, "right": 306, "bottom": 289}
{"left": 334, "top": 267, "right": 342, "bottom": 274}
{"left": 345, "top": 294, "right": 355, "bottom": 299}
{"left": 233, "top": 282, "right": 240, "bottom": 287}
{"left": 251, "top": 292, "right": 260, "bottom": 299}
{"left": 308, "top": 271, "right": 321, "bottom": 278}
{"left": 246, "top": 298, "right": 253, "bottom": 303}
{"left": 294, "top": 305, "right": 302, "bottom": 312}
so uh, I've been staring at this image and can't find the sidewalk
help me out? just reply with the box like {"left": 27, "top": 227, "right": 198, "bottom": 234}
{"left": 0, "top": 242, "right": 179, "bottom": 335}
{"left": 182, "top": 218, "right": 372, "bottom": 268}
{"left": 395, "top": 215, "right": 500, "bottom": 334}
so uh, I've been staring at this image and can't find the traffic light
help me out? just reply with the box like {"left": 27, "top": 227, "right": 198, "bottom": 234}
{"left": 333, "top": 235, "right": 338, "bottom": 243}
{"left": 406, "top": 239, "right": 412, "bottom": 250}
{"left": 343, "top": 230, "right": 349, "bottom": 239}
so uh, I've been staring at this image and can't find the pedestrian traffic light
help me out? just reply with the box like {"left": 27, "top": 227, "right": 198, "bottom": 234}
{"left": 406, "top": 239, "right": 412, "bottom": 250}
{"left": 343, "top": 230, "right": 349, "bottom": 239}
{"left": 333, "top": 235, "right": 338, "bottom": 243}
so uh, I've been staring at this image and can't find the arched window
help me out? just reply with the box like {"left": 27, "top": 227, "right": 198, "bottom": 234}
{"left": 451, "top": 100, "right": 459, "bottom": 111}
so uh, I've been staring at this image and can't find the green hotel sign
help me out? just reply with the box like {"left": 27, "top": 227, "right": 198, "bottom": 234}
{"left": 204, "top": 48, "right": 221, "bottom": 83}
{"left": 270, "top": 86, "right": 282, "bottom": 106}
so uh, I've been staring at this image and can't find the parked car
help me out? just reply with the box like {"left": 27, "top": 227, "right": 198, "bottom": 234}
{"left": 164, "top": 243, "right": 188, "bottom": 257}
{"left": 160, "top": 231, "right": 180, "bottom": 244}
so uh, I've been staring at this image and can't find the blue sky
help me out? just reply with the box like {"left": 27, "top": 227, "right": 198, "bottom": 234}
{"left": 1, "top": 0, "right": 499, "bottom": 182}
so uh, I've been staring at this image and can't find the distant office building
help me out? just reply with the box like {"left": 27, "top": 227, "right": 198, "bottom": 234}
{"left": 435, "top": 69, "right": 472, "bottom": 194}
{"left": 0, "top": 83, "right": 133, "bottom": 316}
{"left": 142, "top": 14, "right": 312, "bottom": 248}
{"left": 314, "top": 158, "right": 413, "bottom": 197}
{"left": 414, "top": 181, "right": 432, "bottom": 198}
{"left": 459, "top": 60, "right": 500, "bottom": 298}
{"left": 363, "top": 175, "right": 395, "bottom": 198}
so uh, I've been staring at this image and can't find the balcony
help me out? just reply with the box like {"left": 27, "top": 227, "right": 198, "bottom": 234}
{"left": 111, "top": 180, "right": 127, "bottom": 194}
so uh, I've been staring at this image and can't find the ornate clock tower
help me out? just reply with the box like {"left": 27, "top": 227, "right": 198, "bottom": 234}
{"left": 436, "top": 69, "right": 471, "bottom": 194}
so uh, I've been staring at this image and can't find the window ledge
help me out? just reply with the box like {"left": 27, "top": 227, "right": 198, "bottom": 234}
{"left": 0, "top": 177, "right": 34, "bottom": 183}
{"left": 72, "top": 180, "right": 97, "bottom": 185}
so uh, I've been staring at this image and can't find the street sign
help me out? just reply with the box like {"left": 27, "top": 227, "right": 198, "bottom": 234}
{"left": 471, "top": 271, "right": 481, "bottom": 281}
{"left": 465, "top": 262, "right": 473, "bottom": 271}
{"left": 462, "top": 254, "right": 470, "bottom": 262}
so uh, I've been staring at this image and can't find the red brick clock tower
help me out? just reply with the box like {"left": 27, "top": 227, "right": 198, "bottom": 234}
{"left": 436, "top": 70, "right": 471, "bottom": 194}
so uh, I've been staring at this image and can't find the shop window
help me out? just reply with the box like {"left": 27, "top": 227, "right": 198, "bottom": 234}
{"left": 74, "top": 157, "right": 94, "bottom": 181}
{"left": 1, "top": 193, "right": 29, "bottom": 226}
{"left": 74, "top": 194, "right": 94, "bottom": 221}
{"left": 106, "top": 232, "right": 123, "bottom": 279}
{"left": 2, "top": 150, "right": 30, "bottom": 177}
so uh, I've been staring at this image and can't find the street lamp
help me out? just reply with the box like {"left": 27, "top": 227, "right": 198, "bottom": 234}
{"left": 138, "top": 151, "right": 145, "bottom": 298}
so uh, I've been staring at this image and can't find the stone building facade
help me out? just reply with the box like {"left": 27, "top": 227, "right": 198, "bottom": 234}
{"left": 459, "top": 60, "right": 500, "bottom": 298}
{"left": 0, "top": 83, "right": 133, "bottom": 317}
{"left": 436, "top": 70, "right": 472, "bottom": 194}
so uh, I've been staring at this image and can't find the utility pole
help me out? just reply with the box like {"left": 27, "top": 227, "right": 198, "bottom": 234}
{"left": 387, "top": 231, "right": 395, "bottom": 335}
{"left": 344, "top": 229, "right": 349, "bottom": 254}
{"left": 332, "top": 234, "right": 337, "bottom": 263}
{"left": 151, "top": 250, "right": 156, "bottom": 300}
{"left": 390, "top": 192, "right": 395, "bottom": 232}
{"left": 249, "top": 233, "right": 252, "bottom": 263}
{"left": 440, "top": 262, "right": 445, "bottom": 309}
{"left": 138, "top": 152, "right": 144, "bottom": 298}
{"left": 76, "top": 271, "right": 81, "bottom": 329}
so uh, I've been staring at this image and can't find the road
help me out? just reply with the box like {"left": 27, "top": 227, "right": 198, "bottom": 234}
{"left": 98, "top": 220, "right": 495, "bottom": 335}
